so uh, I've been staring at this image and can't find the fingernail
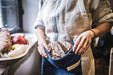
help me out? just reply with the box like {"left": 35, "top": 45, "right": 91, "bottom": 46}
{"left": 78, "top": 51, "right": 81, "bottom": 55}
{"left": 45, "top": 55, "right": 47, "bottom": 58}
{"left": 78, "top": 53, "right": 80, "bottom": 55}
{"left": 48, "top": 49, "right": 50, "bottom": 52}
{"left": 75, "top": 52, "right": 77, "bottom": 54}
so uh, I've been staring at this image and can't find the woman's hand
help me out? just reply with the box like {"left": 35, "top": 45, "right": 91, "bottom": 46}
{"left": 35, "top": 28, "right": 50, "bottom": 58}
{"left": 38, "top": 38, "right": 50, "bottom": 58}
{"left": 73, "top": 30, "right": 95, "bottom": 55}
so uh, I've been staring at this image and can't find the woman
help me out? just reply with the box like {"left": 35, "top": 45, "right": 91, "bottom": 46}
{"left": 34, "top": 0, "right": 113, "bottom": 75}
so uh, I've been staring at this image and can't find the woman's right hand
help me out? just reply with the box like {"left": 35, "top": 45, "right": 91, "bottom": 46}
{"left": 35, "top": 28, "right": 50, "bottom": 58}
{"left": 38, "top": 38, "right": 50, "bottom": 58}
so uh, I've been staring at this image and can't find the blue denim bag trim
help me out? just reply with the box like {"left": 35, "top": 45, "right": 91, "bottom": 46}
{"left": 41, "top": 43, "right": 82, "bottom": 75}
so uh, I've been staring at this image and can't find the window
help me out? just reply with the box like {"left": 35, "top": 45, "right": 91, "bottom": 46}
{"left": 0, "top": 4, "right": 3, "bottom": 28}
{"left": 0, "top": 0, "right": 23, "bottom": 33}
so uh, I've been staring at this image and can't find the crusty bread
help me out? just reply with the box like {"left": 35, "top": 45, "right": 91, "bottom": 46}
{"left": 48, "top": 41, "right": 72, "bottom": 59}
{"left": 0, "top": 28, "right": 12, "bottom": 53}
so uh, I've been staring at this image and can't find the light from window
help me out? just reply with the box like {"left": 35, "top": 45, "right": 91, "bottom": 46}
{"left": 0, "top": 0, "right": 21, "bottom": 32}
{"left": 0, "top": 0, "right": 3, "bottom": 28}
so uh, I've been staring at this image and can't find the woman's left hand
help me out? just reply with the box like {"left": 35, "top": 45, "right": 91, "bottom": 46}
{"left": 73, "top": 30, "right": 95, "bottom": 55}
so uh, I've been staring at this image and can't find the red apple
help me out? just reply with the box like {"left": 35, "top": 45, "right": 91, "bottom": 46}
{"left": 12, "top": 35, "right": 27, "bottom": 45}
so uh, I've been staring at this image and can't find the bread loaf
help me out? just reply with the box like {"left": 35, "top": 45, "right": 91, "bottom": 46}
{"left": 48, "top": 41, "right": 72, "bottom": 59}
{"left": 0, "top": 28, "right": 12, "bottom": 53}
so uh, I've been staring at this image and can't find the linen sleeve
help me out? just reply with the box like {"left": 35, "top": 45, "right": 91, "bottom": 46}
{"left": 91, "top": 0, "right": 113, "bottom": 25}
{"left": 34, "top": 0, "right": 45, "bottom": 30}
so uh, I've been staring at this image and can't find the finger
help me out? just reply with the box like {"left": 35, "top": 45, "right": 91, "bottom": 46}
{"left": 75, "top": 37, "right": 86, "bottom": 54}
{"left": 86, "top": 38, "right": 91, "bottom": 50}
{"left": 38, "top": 45, "right": 48, "bottom": 58}
{"left": 78, "top": 39, "right": 89, "bottom": 55}
{"left": 43, "top": 42, "right": 50, "bottom": 52}
{"left": 38, "top": 46, "right": 44, "bottom": 57}
{"left": 40, "top": 45, "right": 48, "bottom": 58}
{"left": 73, "top": 36, "right": 82, "bottom": 52}
{"left": 81, "top": 38, "right": 91, "bottom": 54}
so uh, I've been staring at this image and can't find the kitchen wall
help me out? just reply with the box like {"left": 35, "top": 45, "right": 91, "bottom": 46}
{"left": 22, "top": 0, "right": 39, "bottom": 33}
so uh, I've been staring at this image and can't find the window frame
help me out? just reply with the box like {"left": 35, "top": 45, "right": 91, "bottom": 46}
{"left": 0, "top": 0, "right": 23, "bottom": 34}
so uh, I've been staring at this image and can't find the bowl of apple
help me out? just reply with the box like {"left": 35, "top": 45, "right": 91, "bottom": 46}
{"left": 1, "top": 35, "right": 29, "bottom": 57}
{"left": 0, "top": 29, "right": 32, "bottom": 65}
